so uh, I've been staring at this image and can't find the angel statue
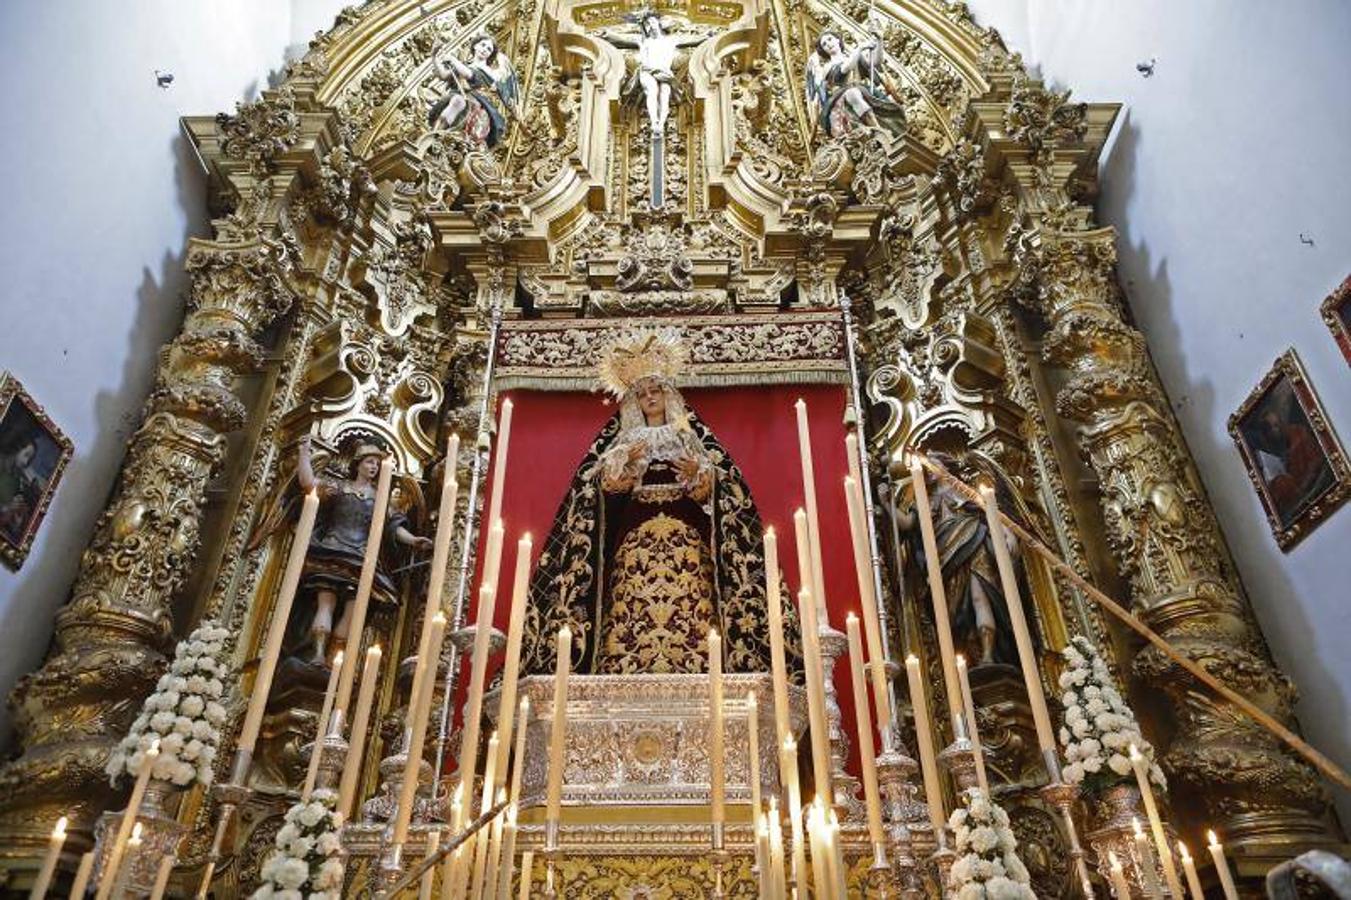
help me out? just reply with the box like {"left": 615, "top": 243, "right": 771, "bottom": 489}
{"left": 895, "top": 451, "right": 1039, "bottom": 668}
{"left": 600, "top": 12, "right": 706, "bottom": 134}
{"left": 250, "top": 437, "right": 434, "bottom": 671}
{"left": 428, "top": 34, "right": 521, "bottom": 148}
{"left": 804, "top": 28, "right": 906, "bottom": 138}
{"left": 518, "top": 328, "right": 802, "bottom": 678}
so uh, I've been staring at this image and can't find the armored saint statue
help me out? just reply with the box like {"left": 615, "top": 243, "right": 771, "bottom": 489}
{"left": 804, "top": 28, "right": 906, "bottom": 137}
{"left": 520, "top": 329, "right": 801, "bottom": 676}
{"left": 251, "top": 438, "right": 434, "bottom": 669}
{"left": 897, "top": 452, "right": 1036, "bottom": 667}
{"left": 429, "top": 34, "right": 521, "bottom": 147}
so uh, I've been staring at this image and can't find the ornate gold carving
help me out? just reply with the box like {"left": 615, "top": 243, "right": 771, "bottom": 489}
{"left": 495, "top": 314, "right": 848, "bottom": 390}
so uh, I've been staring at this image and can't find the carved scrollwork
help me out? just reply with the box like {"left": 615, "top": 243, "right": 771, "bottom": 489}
{"left": 215, "top": 86, "right": 302, "bottom": 174}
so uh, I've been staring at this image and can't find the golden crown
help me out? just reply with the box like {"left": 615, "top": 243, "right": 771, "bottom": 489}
{"left": 596, "top": 327, "right": 688, "bottom": 399}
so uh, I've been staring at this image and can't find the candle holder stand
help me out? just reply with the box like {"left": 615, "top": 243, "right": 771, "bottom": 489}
{"left": 375, "top": 826, "right": 405, "bottom": 892}
{"left": 540, "top": 836, "right": 562, "bottom": 900}
{"left": 194, "top": 752, "right": 255, "bottom": 897}
{"left": 1084, "top": 783, "right": 1168, "bottom": 899}
{"left": 928, "top": 844, "right": 956, "bottom": 900}
{"left": 709, "top": 849, "right": 730, "bottom": 899}
{"left": 362, "top": 731, "right": 436, "bottom": 823}
{"left": 92, "top": 779, "right": 186, "bottom": 896}
{"left": 938, "top": 737, "right": 980, "bottom": 793}
{"left": 817, "top": 620, "right": 865, "bottom": 820}
{"left": 1040, "top": 776, "right": 1097, "bottom": 899}
{"left": 300, "top": 711, "right": 351, "bottom": 796}
{"left": 875, "top": 746, "right": 926, "bottom": 900}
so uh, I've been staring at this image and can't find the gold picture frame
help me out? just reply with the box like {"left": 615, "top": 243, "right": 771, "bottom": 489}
{"left": 1320, "top": 274, "right": 1351, "bottom": 366}
{"left": 0, "top": 372, "right": 73, "bottom": 570}
{"left": 1228, "top": 350, "right": 1350, "bottom": 550}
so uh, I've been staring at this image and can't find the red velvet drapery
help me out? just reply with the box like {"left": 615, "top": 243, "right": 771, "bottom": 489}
{"left": 462, "top": 383, "right": 873, "bottom": 777}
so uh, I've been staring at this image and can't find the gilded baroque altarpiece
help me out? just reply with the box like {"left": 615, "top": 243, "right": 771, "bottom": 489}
{"left": 0, "top": 0, "right": 1343, "bottom": 894}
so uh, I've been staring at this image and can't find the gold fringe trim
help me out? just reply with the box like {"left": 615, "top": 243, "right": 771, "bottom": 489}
{"left": 920, "top": 454, "right": 1351, "bottom": 793}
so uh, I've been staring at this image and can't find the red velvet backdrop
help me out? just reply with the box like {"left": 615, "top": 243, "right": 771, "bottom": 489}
{"left": 464, "top": 383, "right": 870, "bottom": 777}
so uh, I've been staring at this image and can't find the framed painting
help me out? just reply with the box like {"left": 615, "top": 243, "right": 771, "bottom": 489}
{"left": 1321, "top": 274, "right": 1351, "bottom": 365}
{"left": 0, "top": 372, "right": 72, "bottom": 570}
{"left": 1228, "top": 350, "right": 1350, "bottom": 550}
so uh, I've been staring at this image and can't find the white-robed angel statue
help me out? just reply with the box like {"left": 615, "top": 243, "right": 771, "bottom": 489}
{"left": 428, "top": 34, "right": 521, "bottom": 148}
{"left": 599, "top": 12, "right": 708, "bottom": 134}
{"left": 804, "top": 28, "right": 906, "bottom": 138}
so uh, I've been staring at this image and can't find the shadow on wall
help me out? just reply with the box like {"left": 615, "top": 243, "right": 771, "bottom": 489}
{"left": 1102, "top": 112, "right": 1349, "bottom": 800}
{"left": 0, "top": 130, "right": 207, "bottom": 756}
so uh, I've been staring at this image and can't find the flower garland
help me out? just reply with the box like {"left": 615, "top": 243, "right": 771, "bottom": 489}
{"left": 106, "top": 620, "right": 231, "bottom": 788}
{"left": 947, "top": 788, "right": 1036, "bottom": 900}
{"left": 252, "top": 789, "right": 345, "bottom": 900}
{"left": 1058, "top": 635, "right": 1166, "bottom": 794}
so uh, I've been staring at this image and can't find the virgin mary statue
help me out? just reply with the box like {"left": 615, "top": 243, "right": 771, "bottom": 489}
{"left": 520, "top": 329, "right": 800, "bottom": 677}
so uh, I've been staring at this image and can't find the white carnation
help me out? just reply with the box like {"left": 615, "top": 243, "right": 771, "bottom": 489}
{"left": 205, "top": 702, "right": 228, "bottom": 725}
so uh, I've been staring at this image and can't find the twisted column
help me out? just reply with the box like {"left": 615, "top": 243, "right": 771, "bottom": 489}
{"left": 1012, "top": 224, "right": 1334, "bottom": 853}
{"left": 0, "top": 233, "right": 297, "bottom": 862}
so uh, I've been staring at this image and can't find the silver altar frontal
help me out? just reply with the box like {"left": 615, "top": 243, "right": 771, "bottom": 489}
{"left": 492, "top": 673, "right": 805, "bottom": 815}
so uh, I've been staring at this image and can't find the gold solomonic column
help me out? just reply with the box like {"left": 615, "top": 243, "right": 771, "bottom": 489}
{"left": 961, "top": 71, "right": 1339, "bottom": 863}
{"left": 0, "top": 87, "right": 330, "bottom": 874}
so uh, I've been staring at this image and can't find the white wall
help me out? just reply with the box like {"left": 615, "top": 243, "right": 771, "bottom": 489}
{"left": 0, "top": 1, "right": 347, "bottom": 750}
{"left": 966, "top": 0, "right": 1351, "bottom": 821}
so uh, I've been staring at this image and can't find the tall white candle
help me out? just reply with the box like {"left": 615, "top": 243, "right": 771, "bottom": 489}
{"left": 955, "top": 655, "right": 990, "bottom": 795}
{"left": 709, "top": 630, "right": 726, "bottom": 829}
{"left": 763, "top": 527, "right": 791, "bottom": 748}
{"left": 334, "top": 456, "right": 394, "bottom": 718}
{"left": 29, "top": 815, "right": 67, "bottom": 900}
{"left": 793, "top": 400, "right": 828, "bottom": 620}
{"left": 454, "top": 579, "right": 502, "bottom": 834}
{"left": 796, "top": 586, "right": 832, "bottom": 805}
{"left": 487, "top": 398, "right": 514, "bottom": 543}
{"left": 755, "top": 811, "right": 770, "bottom": 900}
{"left": 978, "top": 484, "right": 1055, "bottom": 754}
{"left": 404, "top": 434, "right": 461, "bottom": 764}
{"left": 1134, "top": 817, "right": 1164, "bottom": 899}
{"left": 337, "top": 644, "right": 382, "bottom": 820}
{"left": 469, "top": 734, "right": 501, "bottom": 899}
{"left": 768, "top": 796, "right": 786, "bottom": 900}
{"left": 746, "top": 692, "right": 763, "bottom": 817}
{"left": 844, "top": 474, "right": 892, "bottom": 751}
{"left": 148, "top": 855, "right": 175, "bottom": 900}
{"left": 418, "top": 830, "right": 441, "bottom": 900}
{"left": 908, "top": 456, "right": 965, "bottom": 733}
{"left": 392, "top": 612, "right": 447, "bottom": 845}
{"left": 545, "top": 627, "right": 572, "bottom": 835}
{"left": 905, "top": 656, "right": 946, "bottom": 838}
{"left": 1207, "top": 830, "right": 1240, "bottom": 900}
{"left": 95, "top": 739, "right": 161, "bottom": 900}
{"left": 1178, "top": 841, "right": 1205, "bottom": 900}
{"left": 302, "top": 649, "right": 344, "bottom": 801}
{"left": 494, "top": 533, "right": 533, "bottom": 786}
{"left": 517, "top": 850, "right": 535, "bottom": 900}
{"left": 1130, "top": 744, "right": 1184, "bottom": 900}
{"left": 481, "top": 792, "right": 507, "bottom": 900}
{"left": 1107, "top": 851, "right": 1132, "bottom": 900}
{"left": 239, "top": 491, "right": 319, "bottom": 754}
{"left": 492, "top": 803, "right": 519, "bottom": 900}
{"left": 781, "top": 737, "right": 808, "bottom": 897}
{"left": 67, "top": 851, "right": 94, "bottom": 900}
{"left": 846, "top": 616, "right": 887, "bottom": 864}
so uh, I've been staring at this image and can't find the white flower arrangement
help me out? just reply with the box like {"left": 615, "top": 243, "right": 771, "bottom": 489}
{"left": 1057, "top": 635, "right": 1165, "bottom": 794}
{"left": 106, "top": 620, "right": 232, "bottom": 788}
{"left": 947, "top": 788, "right": 1036, "bottom": 900}
{"left": 252, "top": 789, "right": 345, "bottom": 900}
